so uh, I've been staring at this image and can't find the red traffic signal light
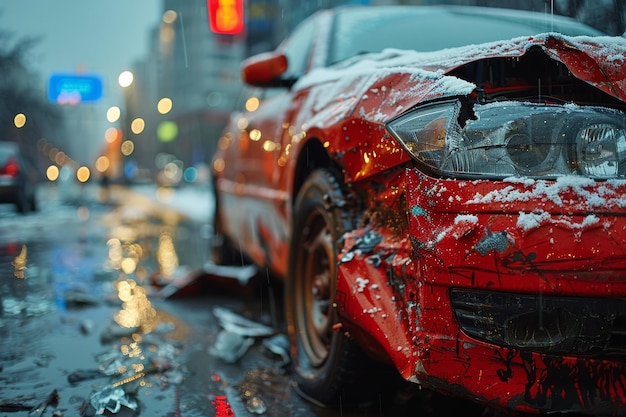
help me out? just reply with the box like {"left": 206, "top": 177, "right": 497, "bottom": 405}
{"left": 207, "top": 0, "right": 244, "bottom": 35}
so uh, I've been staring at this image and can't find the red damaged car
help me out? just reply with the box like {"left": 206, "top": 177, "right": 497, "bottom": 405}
{"left": 211, "top": 5, "right": 626, "bottom": 415}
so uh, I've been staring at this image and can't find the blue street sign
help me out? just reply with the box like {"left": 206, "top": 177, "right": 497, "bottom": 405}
{"left": 47, "top": 74, "right": 103, "bottom": 104}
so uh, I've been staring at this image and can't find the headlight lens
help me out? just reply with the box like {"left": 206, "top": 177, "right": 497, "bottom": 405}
{"left": 387, "top": 100, "right": 626, "bottom": 179}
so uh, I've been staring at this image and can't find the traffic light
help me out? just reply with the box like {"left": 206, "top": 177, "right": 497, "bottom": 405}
{"left": 207, "top": 0, "right": 244, "bottom": 35}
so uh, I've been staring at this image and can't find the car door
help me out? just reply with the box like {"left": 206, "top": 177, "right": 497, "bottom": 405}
{"left": 215, "top": 15, "right": 320, "bottom": 274}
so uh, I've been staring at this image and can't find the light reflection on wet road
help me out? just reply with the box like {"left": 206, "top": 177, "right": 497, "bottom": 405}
{"left": 0, "top": 183, "right": 494, "bottom": 417}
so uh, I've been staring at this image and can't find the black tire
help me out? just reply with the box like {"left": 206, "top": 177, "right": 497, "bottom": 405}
{"left": 287, "top": 169, "right": 371, "bottom": 407}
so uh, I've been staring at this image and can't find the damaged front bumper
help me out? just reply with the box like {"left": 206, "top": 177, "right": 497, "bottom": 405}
{"left": 336, "top": 169, "right": 626, "bottom": 415}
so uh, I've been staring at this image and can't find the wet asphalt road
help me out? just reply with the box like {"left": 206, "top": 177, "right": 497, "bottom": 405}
{"left": 0, "top": 182, "right": 498, "bottom": 417}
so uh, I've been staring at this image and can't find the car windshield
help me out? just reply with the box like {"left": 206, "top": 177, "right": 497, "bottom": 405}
{"left": 329, "top": 6, "right": 605, "bottom": 65}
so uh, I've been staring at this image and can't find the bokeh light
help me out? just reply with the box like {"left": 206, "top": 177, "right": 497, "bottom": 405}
{"left": 105, "top": 127, "right": 121, "bottom": 143}
{"left": 121, "top": 258, "right": 137, "bottom": 275}
{"left": 54, "top": 151, "right": 67, "bottom": 165}
{"left": 157, "top": 98, "right": 173, "bottom": 114}
{"left": 237, "top": 117, "right": 249, "bottom": 130}
{"left": 184, "top": 166, "right": 198, "bottom": 183}
{"left": 14, "top": 113, "right": 26, "bottom": 128}
{"left": 107, "top": 106, "right": 121, "bottom": 123}
{"left": 213, "top": 158, "right": 225, "bottom": 173}
{"left": 76, "top": 166, "right": 91, "bottom": 183}
{"left": 245, "top": 96, "right": 260, "bottom": 112}
{"left": 163, "top": 9, "right": 177, "bottom": 24}
{"left": 131, "top": 118, "right": 145, "bottom": 134}
{"left": 249, "top": 129, "right": 262, "bottom": 142}
{"left": 118, "top": 71, "right": 134, "bottom": 88}
{"left": 46, "top": 165, "right": 60, "bottom": 181}
{"left": 48, "top": 147, "right": 59, "bottom": 161}
{"left": 157, "top": 121, "right": 178, "bottom": 142}
{"left": 96, "top": 156, "right": 110, "bottom": 173}
{"left": 163, "top": 161, "right": 182, "bottom": 182}
{"left": 121, "top": 140, "right": 135, "bottom": 156}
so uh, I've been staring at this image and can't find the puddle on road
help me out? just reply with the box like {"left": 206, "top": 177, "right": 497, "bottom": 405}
{"left": 0, "top": 195, "right": 300, "bottom": 417}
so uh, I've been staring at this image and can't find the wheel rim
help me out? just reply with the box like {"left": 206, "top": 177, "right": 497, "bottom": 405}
{"left": 296, "top": 207, "right": 335, "bottom": 368}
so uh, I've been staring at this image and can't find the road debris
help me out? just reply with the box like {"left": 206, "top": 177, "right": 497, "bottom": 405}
{"left": 245, "top": 395, "right": 267, "bottom": 414}
{"left": 12, "top": 244, "right": 27, "bottom": 279}
{"left": 0, "top": 396, "right": 35, "bottom": 412}
{"left": 209, "top": 329, "right": 255, "bottom": 364}
{"left": 28, "top": 389, "right": 59, "bottom": 417}
{"left": 208, "top": 307, "right": 276, "bottom": 364}
{"left": 261, "top": 334, "right": 291, "bottom": 368}
{"left": 87, "top": 386, "right": 137, "bottom": 416}
{"left": 212, "top": 307, "right": 274, "bottom": 337}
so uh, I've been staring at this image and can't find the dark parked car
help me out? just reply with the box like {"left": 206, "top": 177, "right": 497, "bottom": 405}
{"left": 0, "top": 141, "right": 37, "bottom": 213}
{"left": 211, "top": 5, "right": 626, "bottom": 415}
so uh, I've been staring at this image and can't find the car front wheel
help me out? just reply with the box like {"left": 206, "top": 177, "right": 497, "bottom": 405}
{"left": 287, "top": 168, "right": 371, "bottom": 407}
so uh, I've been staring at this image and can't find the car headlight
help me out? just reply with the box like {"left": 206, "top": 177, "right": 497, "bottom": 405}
{"left": 386, "top": 100, "right": 626, "bottom": 179}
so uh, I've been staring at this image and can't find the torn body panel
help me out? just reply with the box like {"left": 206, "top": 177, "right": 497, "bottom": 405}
{"left": 335, "top": 168, "right": 626, "bottom": 414}
{"left": 348, "top": 169, "right": 626, "bottom": 413}
{"left": 336, "top": 228, "right": 416, "bottom": 378}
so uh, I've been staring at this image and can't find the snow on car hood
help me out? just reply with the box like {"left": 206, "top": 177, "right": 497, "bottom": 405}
{"left": 295, "top": 33, "right": 626, "bottom": 126}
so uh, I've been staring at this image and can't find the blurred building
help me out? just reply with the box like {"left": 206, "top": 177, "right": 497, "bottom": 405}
{"left": 123, "top": 0, "right": 246, "bottom": 184}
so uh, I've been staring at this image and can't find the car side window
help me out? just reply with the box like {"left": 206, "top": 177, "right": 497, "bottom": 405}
{"left": 279, "top": 17, "right": 316, "bottom": 79}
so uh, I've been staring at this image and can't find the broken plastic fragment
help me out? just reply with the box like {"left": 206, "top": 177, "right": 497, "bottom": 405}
{"left": 262, "top": 334, "right": 291, "bottom": 367}
{"left": 353, "top": 230, "right": 383, "bottom": 253}
{"left": 212, "top": 306, "right": 274, "bottom": 337}
{"left": 208, "top": 329, "right": 254, "bottom": 364}
{"left": 245, "top": 396, "right": 267, "bottom": 414}
{"left": 89, "top": 386, "right": 137, "bottom": 415}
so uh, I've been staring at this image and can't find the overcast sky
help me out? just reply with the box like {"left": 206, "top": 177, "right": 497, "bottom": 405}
{"left": 0, "top": 0, "right": 162, "bottom": 87}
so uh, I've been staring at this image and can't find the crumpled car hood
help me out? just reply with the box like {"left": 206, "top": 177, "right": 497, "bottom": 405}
{"left": 297, "top": 33, "right": 626, "bottom": 103}
{"left": 444, "top": 33, "right": 626, "bottom": 101}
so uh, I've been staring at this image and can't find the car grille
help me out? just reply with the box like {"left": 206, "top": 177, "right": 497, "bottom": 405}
{"left": 450, "top": 289, "right": 626, "bottom": 358}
